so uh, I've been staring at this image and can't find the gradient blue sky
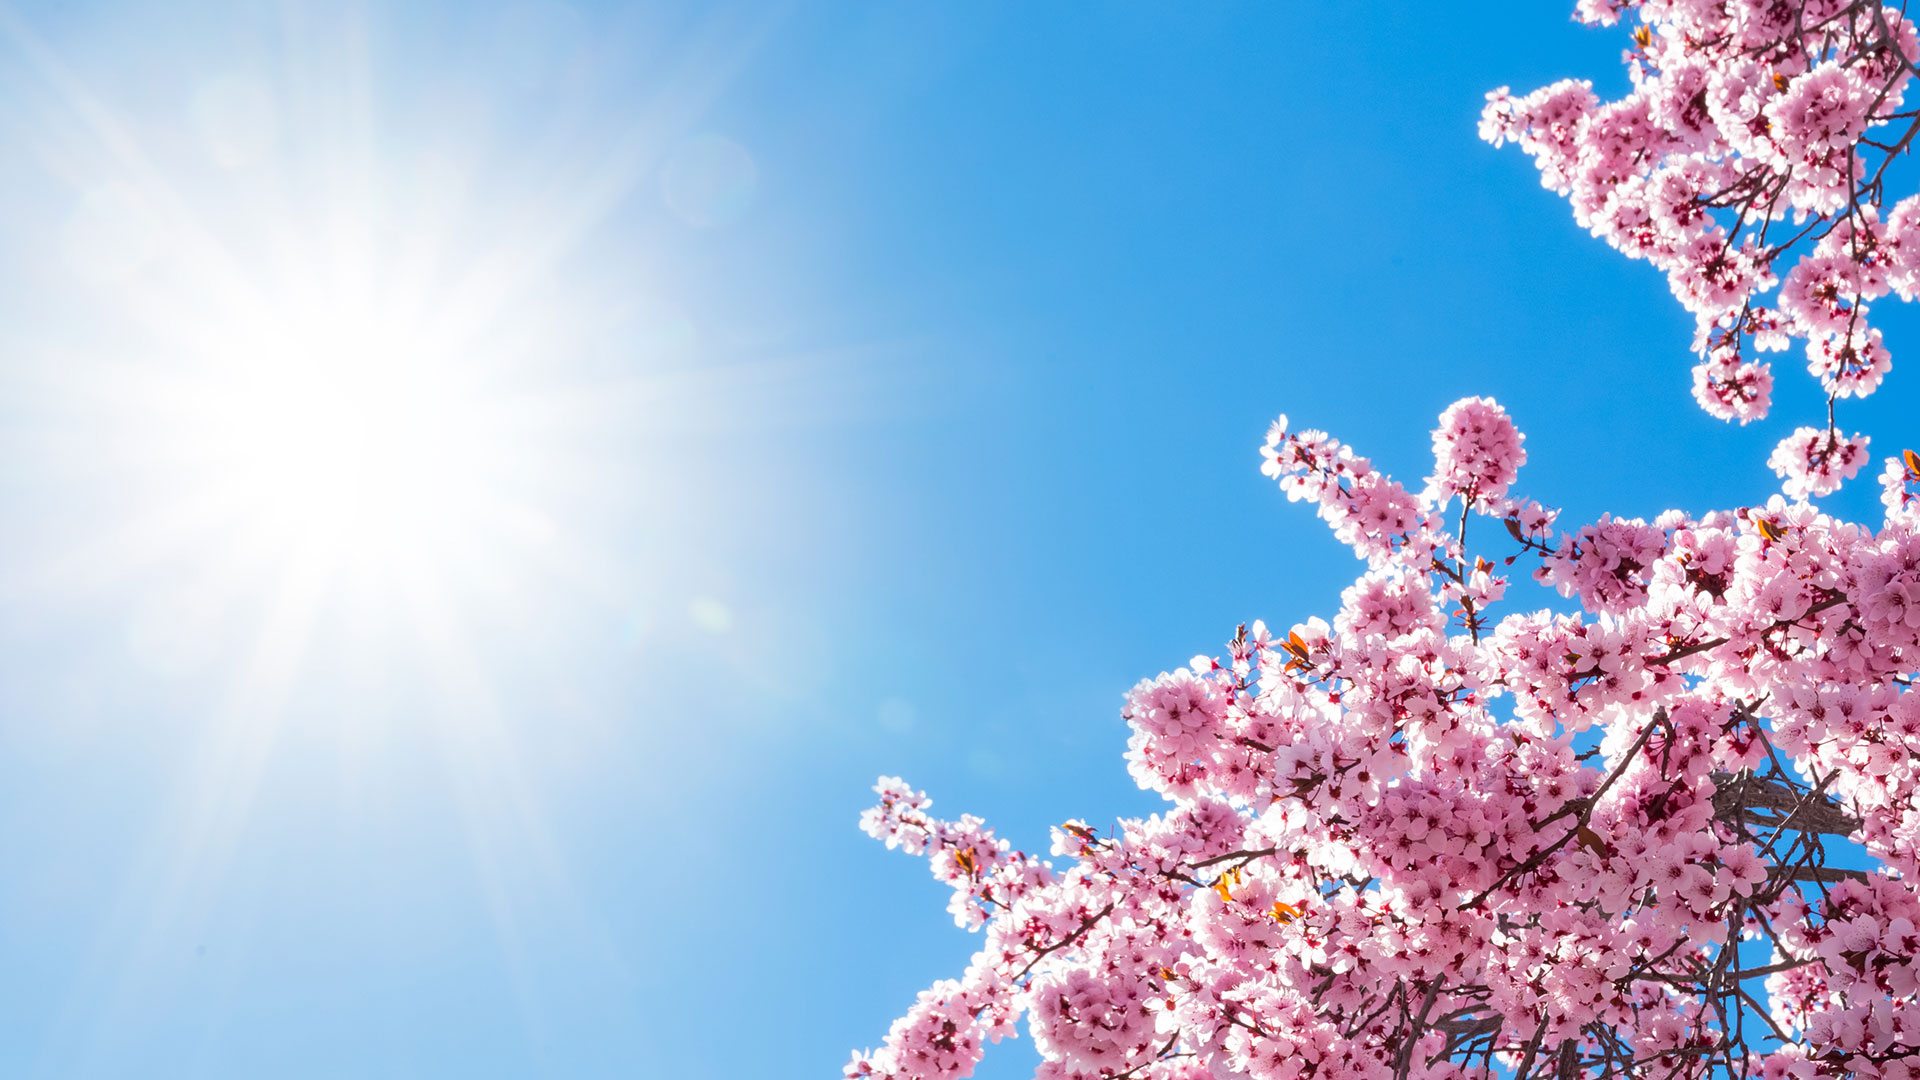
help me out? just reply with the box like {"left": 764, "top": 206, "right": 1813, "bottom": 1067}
{"left": 0, "top": 3, "right": 1916, "bottom": 1078}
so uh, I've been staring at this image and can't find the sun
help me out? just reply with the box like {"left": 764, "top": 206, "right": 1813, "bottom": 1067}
{"left": 84, "top": 206, "right": 572, "bottom": 638}
{"left": 3, "top": 3, "right": 784, "bottom": 695}
{"left": 177, "top": 281, "right": 513, "bottom": 587}
{"left": 55, "top": 178, "right": 614, "bottom": 671}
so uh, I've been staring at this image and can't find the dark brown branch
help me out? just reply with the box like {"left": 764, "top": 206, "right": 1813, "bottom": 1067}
{"left": 1711, "top": 771, "right": 1861, "bottom": 837}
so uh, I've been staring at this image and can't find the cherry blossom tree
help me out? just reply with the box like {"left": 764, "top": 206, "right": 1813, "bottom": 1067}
{"left": 849, "top": 5, "right": 1920, "bottom": 1078}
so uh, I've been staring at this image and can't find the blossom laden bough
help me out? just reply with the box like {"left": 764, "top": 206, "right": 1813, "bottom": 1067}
{"left": 851, "top": 396, "right": 1920, "bottom": 1079}
{"left": 1482, "top": 0, "right": 1920, "bottom": 495}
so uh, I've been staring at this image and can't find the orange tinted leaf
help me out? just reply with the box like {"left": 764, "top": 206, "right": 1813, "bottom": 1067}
{"left": 1575, "top": 825, "right": 1610, "bottom": 857}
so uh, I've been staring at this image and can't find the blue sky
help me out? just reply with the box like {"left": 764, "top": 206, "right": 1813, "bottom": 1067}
{"left": 0, "top": 3, "right": 1915, "bottom": 1078}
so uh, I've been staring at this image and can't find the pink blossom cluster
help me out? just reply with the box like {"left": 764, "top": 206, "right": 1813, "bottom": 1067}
{"left": 1768, "top": 425, "right": 1871, "bottom": 499}
{"left": 1482, "top": 0, "right": 1920, "bottom": 494}
{"left": 1427, "top": 397, "right": 1527, "bottom": 509}
{"left": 852, "top": 399, "right": 1920, "bottom": 1079}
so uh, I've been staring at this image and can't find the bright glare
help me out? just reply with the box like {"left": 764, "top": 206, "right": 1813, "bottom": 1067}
{"left": 60, "top": 179, "right": 603, "bottom": 669}
{"left": 186, "top": 287, "right": 507, "bottom": 582}
{"left": 5, "top": 7, "right": 722, "bottom": 687}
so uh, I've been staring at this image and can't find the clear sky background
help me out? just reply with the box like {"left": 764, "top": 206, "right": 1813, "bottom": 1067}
{"left": 0, "top": 3, "right": 1915, "bottom": 1078}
